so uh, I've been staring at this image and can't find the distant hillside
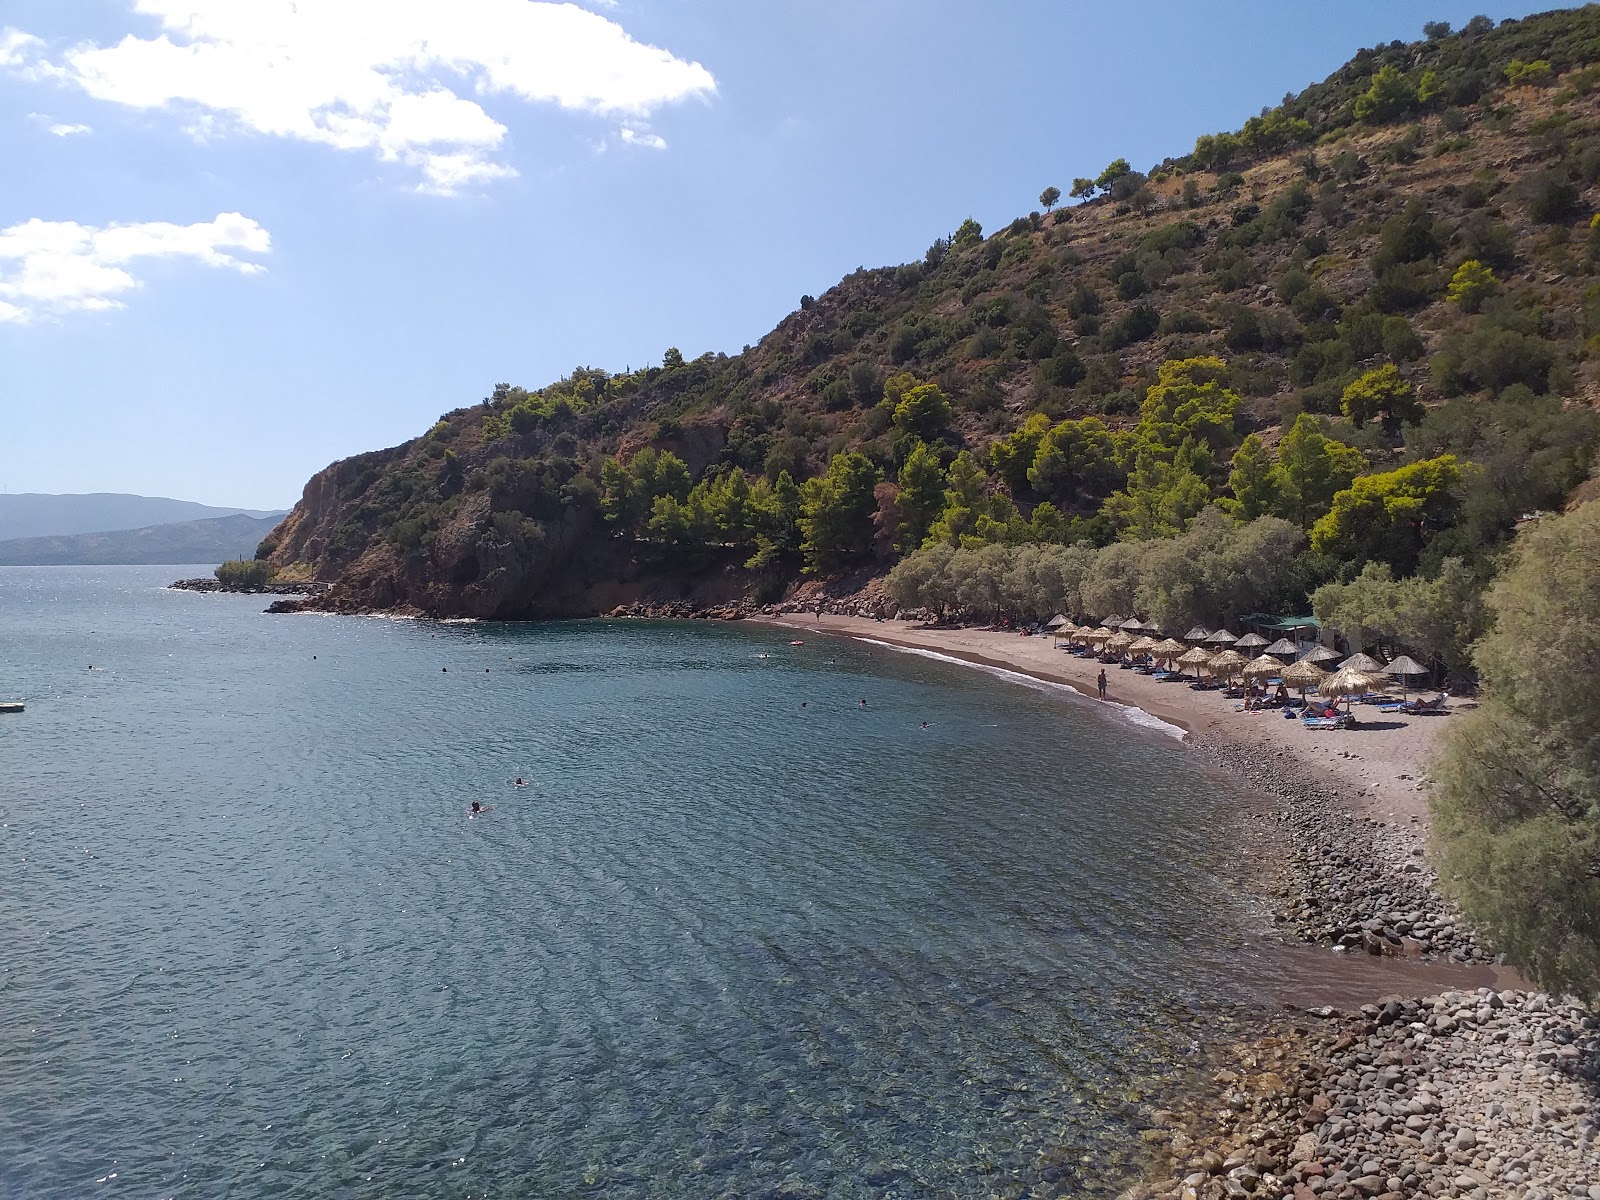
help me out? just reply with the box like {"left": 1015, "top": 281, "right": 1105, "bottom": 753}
{"left": 266, "top": 8, "right": 1600, "bottom": 620}
{"left": 0, "top": 514, "right": 285, "bottom": 566}
{"left": 0, "top": 493, "right": 284, "bottom": 541}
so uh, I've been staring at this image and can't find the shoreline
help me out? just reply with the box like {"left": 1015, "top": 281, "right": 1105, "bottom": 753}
{"left": 755, "top": 614, "right": 1600, "bottom": 1198}
{"left": 757, "top": 613, "right": 1448, "bottom": 827}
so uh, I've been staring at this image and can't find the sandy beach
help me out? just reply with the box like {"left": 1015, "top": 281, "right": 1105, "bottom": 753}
{"left": 761, "top": 613, "right": 1455, "bottom": 830}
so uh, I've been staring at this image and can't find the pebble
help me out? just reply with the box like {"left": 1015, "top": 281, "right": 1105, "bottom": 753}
{"left": 1139, "top": 734, "right": 1600, "bottom": 1199}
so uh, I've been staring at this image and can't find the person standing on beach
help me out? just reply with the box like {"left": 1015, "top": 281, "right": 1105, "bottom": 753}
{"left": 1097, "top": 669, "right": 1108, "bottom": 700}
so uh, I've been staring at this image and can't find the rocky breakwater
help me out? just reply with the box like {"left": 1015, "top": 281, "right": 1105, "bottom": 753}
{"left": 1136, "top": 988, "right": 1599, "bottom": 1200}
{"left": 605, "top": 600, "right": 750, "bottom": 620}
{"left": 170, "top": 577, "right": 328, "bottom": 597}
{"left": 1192, "top": 734, "right": 1489, "bottom": 965}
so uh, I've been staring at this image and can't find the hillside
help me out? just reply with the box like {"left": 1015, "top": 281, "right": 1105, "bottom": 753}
{"left": 0, "top": 493, "right": 283, "bottom": 541}
{"left": 267, "top": 8, "right": 1600, "bottom": 625}
{"left": 0, "top": 514, "right": 286, "bottom": 566}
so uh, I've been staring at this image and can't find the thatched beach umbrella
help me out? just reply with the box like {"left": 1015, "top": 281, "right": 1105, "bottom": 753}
{"left": 1102, "top": 615, "right": 1126, "bottom": 629}
{"left": 1208, "top": 648, "right": 1248, "bottom": 681}
{"left": 1321, "top": 665, "right": 1387, "bottom": 711}
{"left": 1184, "top": 624, "right": 1212, "bottom": 643}
{"left": 1342, "top": 652, "right": 1386, "bottom": 673}
{"left": 1263, "top": 637, "right": 1300, "bottom": 659}
{"left": 1153, "top": 637, "right": 1188, "bottom": 663}
{"left": 1300, "top": 644, "right": 1340, "bottom": 664}
{"left": 1105, "top": 631, "right": 1135, "bottom": 655}
{"left": 1243, "top": 653, "right": 1283, "bottom": 681}
{"left": 1045, "top": 613, "right": 1069, "bottom": 630}
{"left": 1280, "top": 658, "right": 1329, "bottom": 698}
{"left": 1383, "top": 654, "right": 1431, "bottom": 701}
{"left": 1235, "top": 632, "right": 1270, "bottom": 652}
{"left": 1128, "top": 635, "right": 1159, "bottom": 656}
{"left": 1206, "top": 629, "right": 1239, "bottom": 647}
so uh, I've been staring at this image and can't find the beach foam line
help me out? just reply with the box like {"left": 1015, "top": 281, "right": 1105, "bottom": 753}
{"left": 852, "top": 636, "right": 1186, "bottom": 740}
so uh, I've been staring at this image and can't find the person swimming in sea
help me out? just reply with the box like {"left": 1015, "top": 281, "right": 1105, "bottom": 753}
{"left": 513, "top": 777, "right": 527, "bottom": 788}
{"left": 470, "top": 801, "right": 484, "bottom": 815}
{"left": 920, "top": 721, "right": 929, "bottom": 729}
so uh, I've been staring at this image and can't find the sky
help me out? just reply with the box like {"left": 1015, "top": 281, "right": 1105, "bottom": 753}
{"left": 0, "top": 1, "right": 1560, "bottom": 508}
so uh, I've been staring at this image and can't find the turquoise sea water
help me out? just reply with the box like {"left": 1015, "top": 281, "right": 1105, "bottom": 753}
{"left": 2, "top": 567, "right": 1272, "bottom": 1199}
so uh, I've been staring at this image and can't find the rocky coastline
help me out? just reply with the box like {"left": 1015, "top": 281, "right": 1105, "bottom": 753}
{"left": 169, "top": 576, "right": 328, "bottom": 597}
{"left": 1129, "top": 732, "right": 1596, "bottom": 1200}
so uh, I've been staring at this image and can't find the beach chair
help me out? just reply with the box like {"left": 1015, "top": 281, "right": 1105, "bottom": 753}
{"left": 1376, "top": 700, "right": 1410, "bottom": 713}
{"left": 1302, "top": 715, "right": 1350, "bottom": 730}
{"left": 1407, "top": 693, "right": 1449, "bottom": 714}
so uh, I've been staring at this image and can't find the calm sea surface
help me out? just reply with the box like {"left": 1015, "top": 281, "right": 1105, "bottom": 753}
{"left": 2, "top": 567, "right": 1275, "bottom": 1199}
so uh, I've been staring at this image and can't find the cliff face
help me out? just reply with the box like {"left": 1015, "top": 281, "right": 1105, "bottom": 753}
{"left": 264, "top": 10, "right": 1600, "bottom": 619}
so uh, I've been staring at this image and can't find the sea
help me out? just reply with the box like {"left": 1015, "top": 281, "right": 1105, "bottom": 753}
{"left": 2, "top": 565, "right": 1284, "bottom": 1199}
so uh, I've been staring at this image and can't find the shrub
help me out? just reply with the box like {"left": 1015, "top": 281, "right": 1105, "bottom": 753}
{"left": 1432, "top": 500, "right": 1600, "bottom": 998}
{"left": 1520, "top": 171, "right": 1580, "bottom": 224}
{"left": 1431, "top": 321, "right": 1559, "bottom": 396}
{"left": 1104, "top": 304, "right": 1162, "bottom": 348}
{"left": 1446, "top": 259, "right": 1500, "bottom": 312}
{"left": 216, "top": 559, "right": 278, "bottom": 588}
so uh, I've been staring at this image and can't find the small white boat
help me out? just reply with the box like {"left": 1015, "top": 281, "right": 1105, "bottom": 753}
{"left": 0, "top": 701, "right": 24, "bottom": 713}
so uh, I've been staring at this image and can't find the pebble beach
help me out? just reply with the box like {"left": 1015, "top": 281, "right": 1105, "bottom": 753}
{"left": 759, "top": 611, "right": 1600, "bottom": 1199}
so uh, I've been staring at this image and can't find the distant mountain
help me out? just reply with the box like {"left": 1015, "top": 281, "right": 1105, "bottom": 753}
{"left": 0, "top": 493, "right": 285, "bottom": 541}
{"left": 0, "top": 514, "right": 285, "bottom": 566}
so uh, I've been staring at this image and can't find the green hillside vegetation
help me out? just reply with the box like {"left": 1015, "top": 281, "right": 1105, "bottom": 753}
{"left": 268, "top": 8, "right": 1600, "bottom": 668}
{"left": 1433, "top": 499, "right": 1600, "bottom": 996}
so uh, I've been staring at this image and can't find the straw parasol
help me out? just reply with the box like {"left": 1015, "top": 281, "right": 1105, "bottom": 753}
{"left": 1045, "top": 613, "right": 1069, "bottom": 630}
{"left": 1234, "top": 632, "right": 1270, "bottom": 652}
{"left": 1105, "top": 631, "right": 1135, "bottom": 654}
{"left": 1300, "top": 644, "right": 1340, "bottom": 664}
{"left": 1206, "top": 629, "right": 1239, "bottom": 646}
{"left": 1321, "top": 664, "right": 1388, "bottom": 709}
{"left": 1176, "top": 645, "right": 1213, "bottom": 673}
{"left": 1153, "top": 637, "right": 1188, "bottom": 663}
{"left": 1102, "top": 615, "right": 1126, "bottom": 629}
{"left": 1280, "top": 658, "right": 1329, "bottom": 698}
{"left": 1383, "top": 654, "right": 1431, "bottom": 701}
{"left": 1127, "top": 635, "right": 1159, "bottom": 656}
{"left": 1342, "top": 652, "right": 1386, "bottom": 673}
{"left": 1080, "top": 628, "right": 1110, "bottom": 645}
{"left": 1243, "top": 652, "right": 1283, "bottom": 681}
{"left": 1208, "top": 648, "right": 1248, "bottom": 681}
{"left": 1183, "top": 624, "right": 1211, "bottom": 642}
{"left": 1263, "top": 637, "right": 1300, "bottom": 659}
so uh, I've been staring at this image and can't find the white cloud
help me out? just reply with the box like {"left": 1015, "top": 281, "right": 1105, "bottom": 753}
{"left": 5, "top": 1, "right": 716, "bottom": 193}
{"left": 618, "top": 123, "right": 666, "bottom": 150}
{"left": 49, "top": 121, "right": 92, "bottom": 136}
{"left": 0, "top": 29, "right": 44, "bottom": 68}
{"left": 0, "top": 211, "right": 269, "bottom": 322}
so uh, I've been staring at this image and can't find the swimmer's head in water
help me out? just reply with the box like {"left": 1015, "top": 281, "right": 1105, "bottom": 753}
{"left": 471, "top": 801, "right": 482, "bottom": 812}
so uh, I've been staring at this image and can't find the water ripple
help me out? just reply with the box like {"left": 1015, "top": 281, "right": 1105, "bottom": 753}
{"left": 2, "top": 569, "right": 1268, "bottom": 1199}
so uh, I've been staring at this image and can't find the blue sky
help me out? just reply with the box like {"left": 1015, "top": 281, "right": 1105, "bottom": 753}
{"left": 1, "top": 1, "right": 1555, "bottom": 508}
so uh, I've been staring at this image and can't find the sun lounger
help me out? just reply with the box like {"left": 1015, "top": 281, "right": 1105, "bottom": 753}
{"left": 1408, "top": 693, "right": 1449, "bottom": 714}
{"left": 1302, "top": 715, "right": 1350, "bottom": 730}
